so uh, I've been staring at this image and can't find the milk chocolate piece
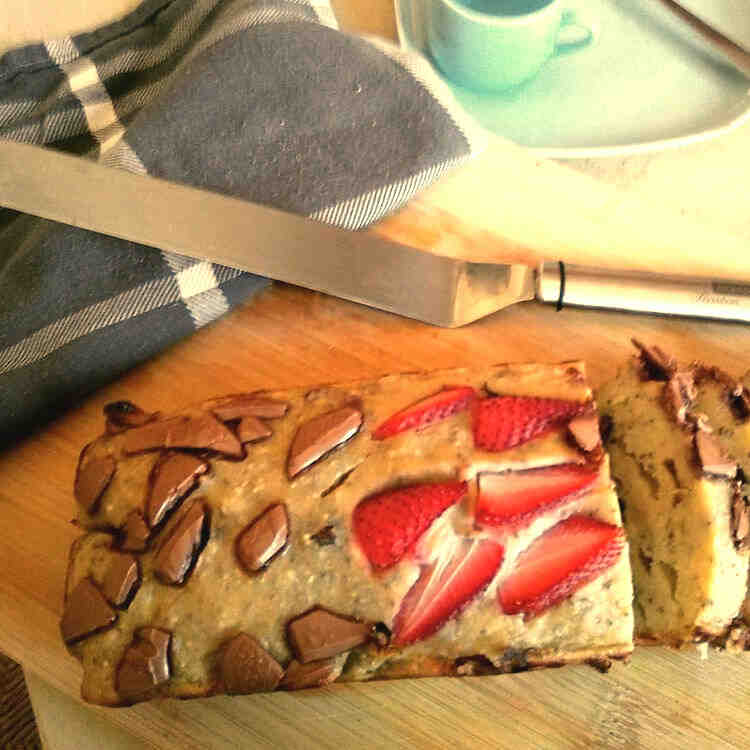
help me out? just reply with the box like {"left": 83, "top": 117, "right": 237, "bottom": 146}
{"left": 120, "top": 511, "right": 150, "bottom": 552}
{"left": 730, "top": 385, "right": 750, "bottom": 422}
{"left": 154, "top": 502, "right": 208, "bottom": 585}
{"left": 236, "top": 504, "right": 289, "bottom": 573}
{"left": 104, "top": 401, "right": 156, "bottom": 433}
{"left": 287, "top": 406, "right": 362, "bottom": 478}
{"left": 147, "top": 452, "right": 208, "bottom": 527}
{"left": 587, "top": 658, "right": 613, "bottom": 674}
{"left": 61, "top": 578, "right": 117, "bottom": 644}
{"left": 731, "top": 494, "right": 750, "bottom": 551}
{"left": 123, "top": 414, "right": 242, "bottom": 457}
{"left": 695, "top": 431, "right": 737, "bottom": 478}
{"left": 237, "top": 416, "right": 272, "bottom": 444}
{"left": 567, "top": 414, "right": 601, "bottom": 452}
{"left": 287, "top": 608, "right": 371, "bottom": 663}
{"left": 74, "top": 454, "right": 116, "bottom": 514}
{"left": 210, "top": 395, "right": 289, "bottom": 421}
{"left": 664, "top": 371, "right": 697, "bottom": 425}
{"left": 101, "top": 554, "right": 139, "bottom": 608}
{"left": 219, "top": 633, "right": 284, "bottom": 694}
{"left": 632, "top": 339, "right": 676, "bottom": 381}
{"left": 280, "top": 657, "right": 343, "bottom": 690}
{"left": 116, "top": 627, "right": 171, "bottom": 702}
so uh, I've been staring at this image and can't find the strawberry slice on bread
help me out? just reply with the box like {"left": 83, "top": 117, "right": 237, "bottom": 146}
{"left": 393, "top": 537, "right": 504, "bottom": 645}
{"left": 477, "top": 465, "right": 598, "bottom": 530}
{"left": 373, "top": 386, "right": 475, "bottom": 440}
{"left": 499, "top": 515, "right": 625, "bottom": 619}
{"left": 474, "top": 396, "right": 586, "bottom": 452}
{"left": 352, "top": 481, "right": 467, "bottom": 569}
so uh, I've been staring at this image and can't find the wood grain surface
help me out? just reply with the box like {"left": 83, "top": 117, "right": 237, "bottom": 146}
{"left": 2, "top": 1, "right": 750, "bottom": 748}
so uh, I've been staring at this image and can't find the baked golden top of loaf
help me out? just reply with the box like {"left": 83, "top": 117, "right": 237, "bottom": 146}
{"left": 63, "top": 362, "right": 633, "bottom": 705}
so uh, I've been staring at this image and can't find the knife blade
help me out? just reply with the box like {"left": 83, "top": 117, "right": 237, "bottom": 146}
{"left": 656, "top": 0, "right": 750, "bottom": 79}
{"left": 2, "top": 139, "right": 750, "bottom": 327}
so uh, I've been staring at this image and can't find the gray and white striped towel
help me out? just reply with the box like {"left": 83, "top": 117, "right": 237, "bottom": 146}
{"left": 0, "top": 0, "right": 483, "bottom": 448}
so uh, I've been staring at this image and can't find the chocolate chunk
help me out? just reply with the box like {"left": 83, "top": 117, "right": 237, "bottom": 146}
{"left": 100, "top": 554, "right": 139, "bottom": 608}
{"left": 732, "top": 494, "right": 750, "bottom": 551}
{"left": 236, "top": 504, "right": 289, "bottom": 573}
{"left": 116, "top": 628, "right": 171, "bottom": 702}
{"left": 287, "top": 608, "right": 371, "bottom": 663}
{"left": 599, "top": 414, "right": 613, "bottom": 444}
{"left": 287, "top": 406, "right": 362, "bottom": 478}
{"left": 567, "top": 414, "right": 601, "bottom": 452}
{"left": 210, "top": 395, "right": 289, "bottom": 421}
{"left": 60, "top": 578, "right": 117, "bottom": 644}
{"left": 694, "top": 431, "right": 737, "bottom": 478}
{"left": 632, "top": 338, "right": 676, "bottom": 380}
{"left": 373, "top": 622, "right": 392, "bottom": 649}
{"left": 730, "top": 385, "right": 750, "bottom": 422}
{"left": 123, "top": 414, "right": 242, "bottom": 457}
{"left": 74, "top": 454, "right": 116, "bottom": 514}
{"left": 587, "top": 658, "right": 613, "bottom": 674}
{"left": 104, "top": 401, "right": 156, "bottom": 433}
{"left": 154, "top": 501, "right": 208, "bottom": 585}
{"left": 219, "top": 633, "right": 284, "bottom": 694}
{"left": 727, "top": 624, "right": 750, "bottom": 650}
{"left": 691, "top": 364, "right": 735, "bottom": 389}
{"left": 236, "top": 416, "right": 272, "bottom": 444}
{"left": 120, "top": 511, "right": 150, "bottom": 552}
{"left": 663, "top": 371, "right": 697, "bottom": 425}
{"left": 146, "top": 452, "right": 208, "bottom": 527}
{"left": 454, "top": 655, "right": 499, "bottom": 676}
{"left": 280, "top": 657, "right": 343, "bottom": 690}
{"left": 498, "top": 647, "right": 530, "bottom": 673}
{"left": 311, "top": 525, "right": 336, "bottom": 546}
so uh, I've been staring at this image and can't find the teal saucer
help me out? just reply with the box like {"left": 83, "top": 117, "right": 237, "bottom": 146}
{"left": 396, "top": 0, "right": 750, "bottom": 157}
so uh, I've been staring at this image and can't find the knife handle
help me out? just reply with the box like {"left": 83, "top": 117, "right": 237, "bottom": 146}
{"left": 537, "top": 262, "right": 750, "bottom": 323}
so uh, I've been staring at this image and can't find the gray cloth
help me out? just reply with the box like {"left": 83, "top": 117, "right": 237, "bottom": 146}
{"left": 0, "top": 0, "right": 482, "bottom": 448}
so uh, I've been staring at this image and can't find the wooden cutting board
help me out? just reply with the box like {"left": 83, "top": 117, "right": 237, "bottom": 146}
{"left": 2, "top": 1, "right": 750, "bottom": 748}
{"left": 3, "top": 283, "right": 750, "bottom": 749}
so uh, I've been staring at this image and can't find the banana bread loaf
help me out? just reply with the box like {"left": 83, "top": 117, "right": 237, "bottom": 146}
{"left": 62, "top": 362, "right": 634, "bottom": 705}
{"left": 597, "top": 341, "right": 750, "bottom": 648}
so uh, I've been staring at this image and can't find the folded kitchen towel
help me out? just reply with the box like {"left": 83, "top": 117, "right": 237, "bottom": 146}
{"left": 0, "top": 0, "right": 483, "bottom": 449}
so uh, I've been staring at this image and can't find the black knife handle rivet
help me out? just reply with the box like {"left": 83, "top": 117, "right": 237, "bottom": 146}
{"left": 556, "top": 261, "right": 566, "bottom": 312}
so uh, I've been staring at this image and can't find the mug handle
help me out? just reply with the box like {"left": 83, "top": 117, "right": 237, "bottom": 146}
{"left": 554, "top": 10, "right": 595, "bottom": 55}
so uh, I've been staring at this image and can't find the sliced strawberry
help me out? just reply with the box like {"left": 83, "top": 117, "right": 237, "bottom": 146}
{"left": 499, "top": 515, "right": 624, "bottom": 618}
{"left": 373, "top": 386, "right": 475, "bottom": 440}
{"left": 477, "top": 465, "right": 598, "bottom": 530}
{"left": 473, "top": 396, "right": 586, "bottom": 452}
{"left": 392, "top": 538, "right": 504, "bottom": 645}
{"left": 353, "top": 481, "right": 467, "bottom": 569}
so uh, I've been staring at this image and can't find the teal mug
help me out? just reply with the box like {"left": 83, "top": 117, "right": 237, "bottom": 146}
{"left": 426, "top": 0, "right": 595, "bottom": 92}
